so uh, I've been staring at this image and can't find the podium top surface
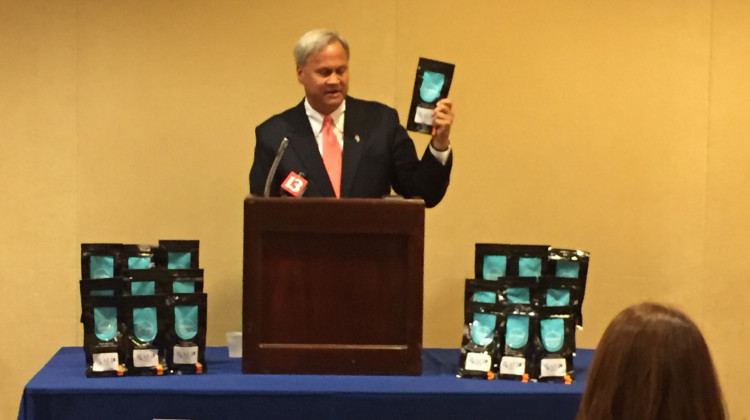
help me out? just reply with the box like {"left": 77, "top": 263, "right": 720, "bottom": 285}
{"left": 245, "top": 196, "right": 426, "bottom": 207}
{"left": 244, "top": 196, "right": 425, "bottom": 235}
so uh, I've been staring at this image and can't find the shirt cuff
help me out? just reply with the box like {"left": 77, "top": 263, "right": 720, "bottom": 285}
{"left": 429, "top": 143, "right": 451, "bottom": 166}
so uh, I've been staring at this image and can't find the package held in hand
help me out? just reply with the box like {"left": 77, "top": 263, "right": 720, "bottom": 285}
{"left": 406, "top": 58, "right": 455, "bottom": 134}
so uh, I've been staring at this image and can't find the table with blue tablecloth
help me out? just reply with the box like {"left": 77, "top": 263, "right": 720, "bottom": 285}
{"left": 19, "top": 347, "right": 591, "bottom": 420}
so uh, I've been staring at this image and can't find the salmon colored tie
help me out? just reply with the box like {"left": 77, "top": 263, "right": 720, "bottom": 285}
{"left": 322, "top": 115, "right": 342, "bottom": 197}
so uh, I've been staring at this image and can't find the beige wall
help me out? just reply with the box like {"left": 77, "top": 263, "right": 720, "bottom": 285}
{"left": 2, "top": 0, "right": 748, "bottom": 418}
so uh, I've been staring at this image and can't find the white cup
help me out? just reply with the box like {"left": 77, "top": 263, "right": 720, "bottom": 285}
{"left": 226, "top": 331, "right": 242, "bottom": 358}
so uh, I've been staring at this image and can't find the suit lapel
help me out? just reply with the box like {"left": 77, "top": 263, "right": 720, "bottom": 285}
{"left": 341, "top": 97, "right": 367, "bottom": 197}
{"left": 285, "top": 100, "right": 335, "bottom": 197}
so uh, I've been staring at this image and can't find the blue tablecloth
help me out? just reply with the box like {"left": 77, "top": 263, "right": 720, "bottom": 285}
{"left": 19, "top": 347, "right": 591, "bottom": 420}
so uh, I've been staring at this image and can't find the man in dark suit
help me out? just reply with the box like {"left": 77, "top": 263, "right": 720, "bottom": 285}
{"left": 249, "top": 29, "right": 454, "bottom": 208}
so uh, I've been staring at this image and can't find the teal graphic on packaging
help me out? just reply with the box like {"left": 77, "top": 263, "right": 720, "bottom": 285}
{"left": 505, "top": 315, "right": 529, "bottom": 349}
{"left": 483, "top": 255, "right": 507, "bottom": 279}
{"left": 555, "top": 260, "right": 579, "bottom": 278}
{"left": 507, "top": 288, "right": 530, "bottom": 304}
{"left": 471, "top": 313, "right": 496, "bottom": 346}
{"left": 419, "top": 71, "right": 445, "bottom": 103}
{"left": 168, "top": 252, "right": 191, "bottom": 269}
{"left": 540, "top": 318, "right": 565, "bottom": 352}
{"left": 175, "top": 305, "right": 198, "bottom": 340}
{"left": 90, "top": 256, "right": 114, "bottom": 278}
{"left": 128, "top": 256, "right": 151, "bottom": 270}
{"left": 173, "top": 281, "right": 195, "bottom": 293}
{"left": 94, "top": 307, "right": 117, "bottom": 341}
{"left": 131, "top": 281, "right": 155, "bottom": 296}
{"left": 133, "top": 307, "right": 157, "bottom": 342}
{"left": 546, "top": 289, "right": 570, "bottom": 306}
{"left": 518, "top": 257, "right": 542, "bottom": 277}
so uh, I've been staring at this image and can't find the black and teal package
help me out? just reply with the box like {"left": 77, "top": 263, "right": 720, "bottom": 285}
{"left": 547, "top": 249, "right": 589, "bottom": 280}
{"left": 547, "top": 248, "right": 589, "bottom": 326}
{"left": 406, "top": 58, "right": 455, "bottom": 134}
{"left": 79, "top": 277, "right": 125, "bottom": 320}
{"left": 81, "top": 295, "right": 126, "bottom": 377}
{"left": 155, "top": 240, "right": 200, "bottom": 269}
{"left": 165, "top": 293, "right": 207, "bottom": 374}
{"left": 120, "top": 244, "right": 156, "bottom": 271}
{"left": 465, "top": 278, "right": 503, "bottom": 306}
{"left": 81, "top": 243, "right": 123, "bottom": 279}
{"left": 122, "top": 295, "right": 167, "bottom": 376}
{"left": 497, "top": 304, "right": 537, "bottom": 381}
{"left": 535, "top": 306, "right": 577, "bottom": 383}
{"left": 458, "top": 294, "right": 500, "bottom": 379}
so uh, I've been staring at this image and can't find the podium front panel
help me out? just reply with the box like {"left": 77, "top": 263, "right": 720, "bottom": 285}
{"left": 242, "top": 198, "right": 424, "bottom": 375}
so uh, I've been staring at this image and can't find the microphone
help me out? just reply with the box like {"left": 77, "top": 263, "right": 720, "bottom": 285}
{"left": 281, "top": 172, "right": 308, "bottom": 197}
{"left": 263, "top": 137, "right": 289, "bottom": 197}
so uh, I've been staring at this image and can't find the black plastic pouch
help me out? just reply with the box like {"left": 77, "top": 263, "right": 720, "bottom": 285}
{"left": 81, "top": 295, "right": 126, "bottom": 377}
{"left": 547, "top": 248, "right": 590, "bottom": 280}
{"left": 406, "top": 58, "right": 455, "bottom": 134}
{"left": 497, "top": 303, "right": 537, "bottom": 381}
{"left": 122, "top": 295, "right": 167, "bottom": 376}
{"left": 458, "top": 297, "right": 500, "bottom": 379}
{"left": 465, "top": 278, "right": 503, "bottom": 306}
{"left": 81, "top": 243, "right": 123, "bottom": 279}
{"left": 547, "top": 248, "right": 589, "bottom": 326}
{"left": 165, "top": 293, "right": 207, "bottom": 374}
{"left": 155, "top": 240, "right": 200, "bottom": 269}
{"left": 475, "top": 244, "right": 551, "bottom": 280}
{"left": 535, "top": 306, "right": 577, "bottom": 383}
{"left": 79, "top": 277, "right": 125, "bottom": 321}
{"left": 120, "top": 244, "right": 156, "bottom": 271}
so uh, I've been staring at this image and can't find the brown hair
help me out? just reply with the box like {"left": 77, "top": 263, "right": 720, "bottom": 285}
{"left": 576, "top": 302, "right": 725, "bottom": 420}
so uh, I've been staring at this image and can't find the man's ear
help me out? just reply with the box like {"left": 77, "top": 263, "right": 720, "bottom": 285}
{"left": 296, "top": 65, "right": 304, "bottom": 84}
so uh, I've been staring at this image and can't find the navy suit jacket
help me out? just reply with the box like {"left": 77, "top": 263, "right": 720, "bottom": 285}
{"left": 249, "top": 96, "right": 452, "bottom": 208}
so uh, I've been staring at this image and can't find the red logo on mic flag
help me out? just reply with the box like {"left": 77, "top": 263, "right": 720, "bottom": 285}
{"left": 281, "top": 172, "right": 308, "bottom": 197}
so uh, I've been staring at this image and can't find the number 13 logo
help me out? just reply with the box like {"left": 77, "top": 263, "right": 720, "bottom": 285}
{"left": 281, "top": 172, "right": 308, "bottom": 197}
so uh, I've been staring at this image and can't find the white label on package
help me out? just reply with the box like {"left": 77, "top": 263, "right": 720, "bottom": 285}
{"left": 173, "top": 345, "right": 199, "bottom": 364}
{"left": 499, "top": 356, "right": 526, "bottom": 376}
{"left": 92, "top": 352, "right": 119, "bottom": 372}
{"left": 464, "top": 352, "right": 492, "bottom": 371}
{"left": 414, "top": 106, "right": 434, "bottom": 125}
{"left": 133, "top": 348, "right": 159, "bottom": 367}
{"left": 540, "top": 358, "right": 567, "bottom": 377}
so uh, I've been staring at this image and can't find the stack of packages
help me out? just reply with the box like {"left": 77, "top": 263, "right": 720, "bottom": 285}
{"left": 458, "top": 244, "right": 589, "bottom": 383}
{"left": 79, "top": 240, "right": 207, "bottom": 377}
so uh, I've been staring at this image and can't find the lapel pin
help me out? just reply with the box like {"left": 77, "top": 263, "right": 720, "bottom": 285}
{"left": 354, "top": 135, "right": 360, "bottom": 143}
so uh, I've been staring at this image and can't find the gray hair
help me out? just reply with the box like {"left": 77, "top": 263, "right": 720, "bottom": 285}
{"left": 293, "top": 29, "right": 350, "bottom": 66}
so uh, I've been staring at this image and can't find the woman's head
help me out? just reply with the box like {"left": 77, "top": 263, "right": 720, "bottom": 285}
{"left": 577, "top": 302, "right": 725, "bottom": 420}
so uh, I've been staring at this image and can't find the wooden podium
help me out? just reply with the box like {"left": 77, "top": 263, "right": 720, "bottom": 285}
{"left": 242, "top": 197, "right": 425, "bottom": 375}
